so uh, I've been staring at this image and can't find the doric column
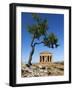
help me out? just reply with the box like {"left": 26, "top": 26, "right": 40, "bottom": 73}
{"left": 50, "top": 56, "right": 52, "bottom": 62}
{"left": 50, "top": 56, "right": 51, "bottom": 62}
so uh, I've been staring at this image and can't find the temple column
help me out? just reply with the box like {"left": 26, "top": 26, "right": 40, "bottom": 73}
{"left": 50, "top": 56, "right": 52, "bottom": 62}
{"left": 42, "top": 56, "right": 43, "bottom": 62}
{"left": 49, "top": 56, "right": 50, "bottom": 62}
{"left": 50, "top": 56, "right": 51, "bottom": 62}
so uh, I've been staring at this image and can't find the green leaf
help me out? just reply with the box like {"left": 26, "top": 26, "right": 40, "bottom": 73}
{"left": 43, "top": 33, "right": 59, "bottom": 48}
{"left": 32, "top": 13, "right": 41, "bottom": 23}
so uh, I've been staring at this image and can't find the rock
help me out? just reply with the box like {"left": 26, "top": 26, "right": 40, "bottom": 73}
{"left": 21, "top": 63, "right": 64, "bottom": 77}
{"left": 25, "top": 67, "right": 33, "bottom": 73}
{"left": 39, "top": 69, "right": 44, "bottom": 72}
{"left": 38, "top": 65, "right": 42, "bottom": 69}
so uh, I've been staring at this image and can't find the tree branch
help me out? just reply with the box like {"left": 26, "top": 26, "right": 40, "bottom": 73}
{"left": 34, "top": 41, "right": 44, "bottom": 46}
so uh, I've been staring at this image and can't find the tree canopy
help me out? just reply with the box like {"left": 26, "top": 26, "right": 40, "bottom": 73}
{"left": 27, "top": 13, "right": 59, "bottom": 48}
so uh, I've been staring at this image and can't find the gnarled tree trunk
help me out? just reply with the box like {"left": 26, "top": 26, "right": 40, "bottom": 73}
{"left": 28, "top": 46, "right": 35, "bottom": 66}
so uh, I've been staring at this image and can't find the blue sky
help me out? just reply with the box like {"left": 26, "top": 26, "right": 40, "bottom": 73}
{"left": 21, "top": 12, "right": 64, "bottom": 64}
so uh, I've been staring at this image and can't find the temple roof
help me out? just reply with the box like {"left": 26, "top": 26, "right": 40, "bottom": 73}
{"left": 40, "top": 51, "right": 52, "bottom": 55}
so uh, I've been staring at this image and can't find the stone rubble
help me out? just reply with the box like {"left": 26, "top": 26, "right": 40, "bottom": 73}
{"left": 21, "top": 63, "right": 64, "bottom": 77}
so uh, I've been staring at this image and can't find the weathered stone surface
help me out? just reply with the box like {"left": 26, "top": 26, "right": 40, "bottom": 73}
{"left": 21, "top": 63, "right": 64, "bottom": 77}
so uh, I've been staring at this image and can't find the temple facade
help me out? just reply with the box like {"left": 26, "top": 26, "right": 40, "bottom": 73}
{"left": 40, "top": 52, "right": 52, "bottom": 64}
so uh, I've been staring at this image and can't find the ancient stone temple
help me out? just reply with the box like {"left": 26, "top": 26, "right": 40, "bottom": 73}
{"left": 40, "top": 52, "right": 52, "bottom": 64}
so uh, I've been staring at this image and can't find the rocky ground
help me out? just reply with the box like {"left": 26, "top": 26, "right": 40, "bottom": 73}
{"left": 21, "top": 62, "right": 64, "bottom": 77}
